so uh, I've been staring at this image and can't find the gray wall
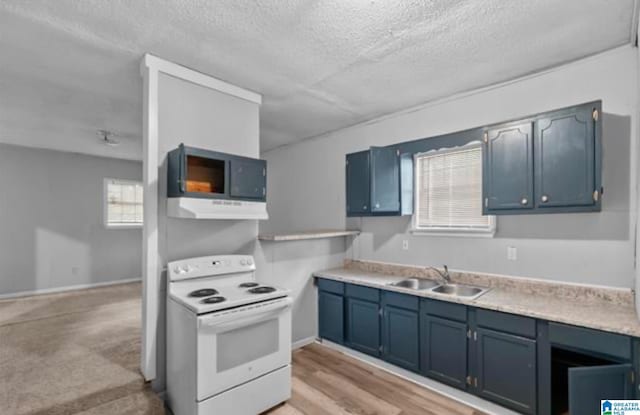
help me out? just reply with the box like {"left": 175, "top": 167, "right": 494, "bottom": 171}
{"left": 0, "top": 143, "right": 143, "bottom": 295}
{"left": 259, "top": 238, "right": 346, "bottom": 344}
{"left": 262, "top": 46, "right": 639, "bottom": 289}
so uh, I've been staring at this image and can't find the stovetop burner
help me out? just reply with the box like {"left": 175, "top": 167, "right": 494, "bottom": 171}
{"left": 248, "top": 286, "right": 276, "bottom": 294}
{"left": 200, "top": 296, "right": 226, "bottom": 304}
{"left": 239, "top": 282, "right": 259, "bottom": 288}
{"left": 189, "top": 288, "right": 219, "bottom": 297}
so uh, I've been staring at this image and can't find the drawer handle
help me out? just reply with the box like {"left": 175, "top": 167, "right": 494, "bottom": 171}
{"left": 541, "top": 195, "right": 549, "bottom": 203}
{"left": 520, "top": 197, "right": 528, "bottom": 205}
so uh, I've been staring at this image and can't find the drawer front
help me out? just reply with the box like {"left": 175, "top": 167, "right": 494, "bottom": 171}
{"left": 345, "top": 284, "right": 380, "bottom": 302}
{"left": 476, "top": 309, "right": 536, "bottom": 339}
{"left": 421, "top": 298, "right": 467, "bottom": 322}
{"left": 382, "top": 291, "right": 419, "bottom": 311}
{"left": 548, "top": 322, "right": 631, "bottom": 361}
{"left": 316, "top": 278, "right": 344, "bottom": 295}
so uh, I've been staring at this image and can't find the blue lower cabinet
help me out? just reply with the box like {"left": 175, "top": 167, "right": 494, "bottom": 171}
{"left": 421, "top": 315, "right": 468, "bottom": 389}
{"left": 568, "top": 363, "right": 632, "bottom": 415}
{"left": 318, "top": 290, "right": 344, "bottom": 344}
{"left": 382, "top": 305, "right": 419, "bottom": 372}
{"left": 475, "top": 328, "right": 537, "bottom": 415}
{"left": 346, "top": 297, "right": 381, "bottom": 356}
{"left": 316, "top": 280, "right": 637, "bottom": 415}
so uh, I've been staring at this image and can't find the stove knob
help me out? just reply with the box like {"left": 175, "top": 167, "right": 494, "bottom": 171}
{"left": 247, "top": 258, "right": 253, "bottom": 266}
{"left": 174, "top": 267, "right": 183, "bottom": 274}
{"left": 239, "top": 259, "right": 247, "bottom": 266}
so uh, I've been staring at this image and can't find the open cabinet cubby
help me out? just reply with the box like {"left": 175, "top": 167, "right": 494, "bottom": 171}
{"left": 185, "top": 155, "right": 225, "bottom": 194}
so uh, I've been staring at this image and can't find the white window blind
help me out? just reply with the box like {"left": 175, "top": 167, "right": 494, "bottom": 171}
{"left": 414, "top": 145, "right": 494, "bottom": 234}
{"left": 104, "top": 179, "right": 143, "bottom": 228}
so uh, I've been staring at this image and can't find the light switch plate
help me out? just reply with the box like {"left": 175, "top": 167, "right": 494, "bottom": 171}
{"left": 507, "top": 246, "right": 517, "bottom": 261}
{"left": 402, "top": 240, "right": 409, "bottom": 250}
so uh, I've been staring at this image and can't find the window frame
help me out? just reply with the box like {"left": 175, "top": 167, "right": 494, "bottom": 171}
{"left": 103, "top": 178, "right": 144, "bottom": 229}
{"left": 411, "top": 142, "right": 496, "bottom": 238}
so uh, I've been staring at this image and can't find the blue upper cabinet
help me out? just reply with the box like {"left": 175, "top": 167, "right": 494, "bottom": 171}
{"left": 167, "top": 144, "right": 267, "bottom": 202}
{"left": 483, "top": 101, "right": 602, "bottom": 215}
{"left": 346, "top": 148, "right": 413, "bottom": 217}
{"left": 230, "top": 158, "right": 266, "bottom": 200}
{"left": 534, "top": 103, "right": 601, "bottom": 210}
{"left": 370, "top": 147, "right": 400, "bottom": 213}
{"left": 483, "top": 121, "right": 534, "bottom": 213}
{"left": 346, "top": 150, "right": 371, "bottom": 215}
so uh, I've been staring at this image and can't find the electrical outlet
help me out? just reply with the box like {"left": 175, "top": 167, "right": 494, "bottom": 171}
{"left": 507, "top": 246, "right": 517, "bottom": 261}
{"left": 402, "top": 240, "right": 409, "bottom": 250}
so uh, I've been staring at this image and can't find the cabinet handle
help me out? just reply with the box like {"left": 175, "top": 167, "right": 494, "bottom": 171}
{"left": 541, "top": 195, "right": 549, "bottom": 203}
{"left": 520, "top": 198, "right": 528, "bottom": 205}
{"left": 363, "top": 205, "right": 367, "bottom": 210}
{"left": 375, "top": 203, "right": 380, "bottom": 209}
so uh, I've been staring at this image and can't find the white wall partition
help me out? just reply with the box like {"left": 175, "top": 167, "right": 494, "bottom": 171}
{"left": 140, "top": 55, "right": 261, "bottom": 383}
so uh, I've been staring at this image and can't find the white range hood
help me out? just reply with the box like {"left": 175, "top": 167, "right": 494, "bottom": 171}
{"left": 167, "top": 197, "right": 268, "bottom": 220}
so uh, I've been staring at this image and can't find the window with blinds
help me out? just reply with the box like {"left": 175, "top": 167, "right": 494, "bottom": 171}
{"left": 413, "top": 145, "right": 495, "bottom": 235}
{"left": 104, "top": 179, "right": 143, "bottom": 228}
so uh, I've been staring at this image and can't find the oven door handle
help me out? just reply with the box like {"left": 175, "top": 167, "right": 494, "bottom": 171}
{"left": 198, "top": 297, "right": 292, "bottom": 332}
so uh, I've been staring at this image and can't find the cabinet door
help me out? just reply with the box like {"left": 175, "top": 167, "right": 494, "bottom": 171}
{"left": 229, "top": 158, "right": 266, "bottom": 200}
{"left": 569, "top": 364, "right": 632, "bottom": 415}
{"left": 370, "top": 147, "right": 400, "bottom": 213}
{"left": 382, "top": 305, "right": 419, "bottom": 372}
{"left": 318, "top": 291, "right": 344, "bottom": 344}
{"left": 346, "top": 151, "right": 371, "bottom": 216}
{"left": 534, "top": 105, "right": 596, "bottom": 208}
{"left": 346, "top": 297, "right": 380, "bottom": 356}
{"left": 421, "top": 315, "right": 468, "bottom": 389}
{"left": 167, "top": 144, "right": 186, "bottom": 196}
{"left": 476, "top": 328, "right": 537, "bottom": 414}
{"left": 483, "top": 122, "right": 534, "bottom": 212}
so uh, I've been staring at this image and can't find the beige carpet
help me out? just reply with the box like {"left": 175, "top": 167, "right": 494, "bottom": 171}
{"left": 0, "top": 282, "right": 164, "bottom": 415}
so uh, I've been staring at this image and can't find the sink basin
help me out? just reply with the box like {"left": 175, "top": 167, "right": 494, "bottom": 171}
{"left": 431, "top": 284, "right": 489, "bottom": 298}
{"left": 389, "top": 278, "right": 440, "bottom": 290}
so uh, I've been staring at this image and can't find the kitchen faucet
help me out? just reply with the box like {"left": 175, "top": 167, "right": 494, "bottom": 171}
{"left": 430, "top": 265, "right": 451, "bottom": 284}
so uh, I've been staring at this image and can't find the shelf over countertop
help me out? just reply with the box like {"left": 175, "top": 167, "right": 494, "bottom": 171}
{"left": 258, "top": 230, "right": 360, "bottom": 242}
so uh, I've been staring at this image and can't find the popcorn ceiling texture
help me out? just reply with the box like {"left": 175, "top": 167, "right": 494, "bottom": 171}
{"left": 0, "top": 0, "right": 635, "bottom": 159}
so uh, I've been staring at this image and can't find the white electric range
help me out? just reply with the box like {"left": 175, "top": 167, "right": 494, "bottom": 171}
{"left": 166, "top": 255, "right": 292, "bottom": 415}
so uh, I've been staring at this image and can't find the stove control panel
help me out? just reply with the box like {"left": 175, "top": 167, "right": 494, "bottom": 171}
{"left": 168, "top": 255, "right": 256, "bottom": 281}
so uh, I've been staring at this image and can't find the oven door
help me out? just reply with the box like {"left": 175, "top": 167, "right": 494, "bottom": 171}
{"left": 196, "top": 297, "right": 292, "bottom": 401}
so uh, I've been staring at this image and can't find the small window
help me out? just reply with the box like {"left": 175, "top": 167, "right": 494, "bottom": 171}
{"left": 413, "top": 144, "right": 495, "bottom": 236}
{"left": 104, "top": 179, "right": 143, "bottom": 228}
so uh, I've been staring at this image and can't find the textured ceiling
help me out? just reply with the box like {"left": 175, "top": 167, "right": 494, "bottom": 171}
{"left": 0, "top": 0, "right": 636, "bottom": 160}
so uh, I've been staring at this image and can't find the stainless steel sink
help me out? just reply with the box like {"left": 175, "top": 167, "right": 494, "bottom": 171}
{"left": 389, "top": 278, "right": 440, "bottom": 290}
{"left": 431, "top": 284, "right": 489, "bottom": 299}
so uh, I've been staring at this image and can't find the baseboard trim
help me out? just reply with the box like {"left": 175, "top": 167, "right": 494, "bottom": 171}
{"left": 0, "top": 278, "right": 142, "bottom": 300}
{"left": 316, "top": 340, "right": 519, "bottom": 415}
{"left": 292, "top": 336, "right": 316, "bottom": 350}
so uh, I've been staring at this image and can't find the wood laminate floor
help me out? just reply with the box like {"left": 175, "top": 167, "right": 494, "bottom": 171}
{"left": 1, "top": 283, "right": 485, "bottom": 415}
{"left": 265, "top": 343, "right": 486, "bottom": 415}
